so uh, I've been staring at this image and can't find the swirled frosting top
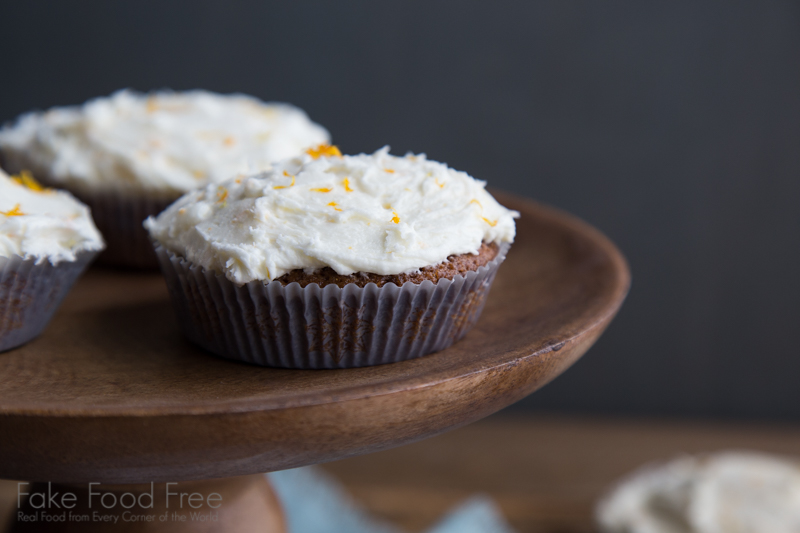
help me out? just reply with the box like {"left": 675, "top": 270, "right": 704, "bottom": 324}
{"left": 0, "top": 169, "right": 104, "bottom": 263}
{"left": 146, "top": 146, "right": 519, "bottom": 284}
{"left": 0, "top": 89, "right": 330, "bottom": 195}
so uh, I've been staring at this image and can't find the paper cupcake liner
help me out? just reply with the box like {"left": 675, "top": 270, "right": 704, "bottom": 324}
{"left": 155, "top": 244, "right": 509, "bottom": 368}
{"left": 0, "top": 251, "right": 97, "bottom": 352}
{"left": 69, "top": 190, "right": 177, "bottom": 269}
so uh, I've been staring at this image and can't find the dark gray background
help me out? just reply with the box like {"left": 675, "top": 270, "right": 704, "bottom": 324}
{"left": 2, "top": 1, "right": 799, "bottom": 420}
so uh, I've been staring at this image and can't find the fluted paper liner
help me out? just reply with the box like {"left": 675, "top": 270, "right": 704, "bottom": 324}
{"left": 155, "top": 243, "right": 509, "bottom": 368}
{"left": 72, "top": 190, "right": 176, "bottom": 269}
{"left": 0, "top": 251, "right": 97, "bottom": 352}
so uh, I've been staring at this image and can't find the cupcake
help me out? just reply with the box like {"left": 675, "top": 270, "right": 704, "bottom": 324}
{"left": 0, "top": 168, "right": 104, "bottom": 352}
{"left": 146, "top": 146, "right": 519, "bottom": 368}
{"left": 0, "top": 89, "right": 329, "bottom": 268}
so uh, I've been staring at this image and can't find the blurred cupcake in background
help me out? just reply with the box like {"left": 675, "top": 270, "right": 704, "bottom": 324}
{"left": 0, "top": 90, "right": 330, "bottom": 268}
{"left": 596, "top": 451, "right": 800, "bottom": 533}
{"left": 0, "top": 168, "right": 104, "bottom": 352}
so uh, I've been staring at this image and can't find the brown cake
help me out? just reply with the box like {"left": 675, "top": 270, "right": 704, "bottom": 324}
{"left": 276, "top": 242, "right": 499, "bottom": 288}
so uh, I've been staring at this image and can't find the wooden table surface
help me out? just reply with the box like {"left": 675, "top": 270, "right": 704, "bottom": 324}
{"left": 3, "top": 413, "right": 800, "bottom": 532}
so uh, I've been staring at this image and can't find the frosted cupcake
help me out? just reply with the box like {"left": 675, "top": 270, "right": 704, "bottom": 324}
{"left": 146, "top": 146, "right": 518, "bottom": 368}
{"left": 0, "top": 169, "right": 104, "bottom": 351}
{"left": 0, "top": 89, "right": 329, "bottom": 268}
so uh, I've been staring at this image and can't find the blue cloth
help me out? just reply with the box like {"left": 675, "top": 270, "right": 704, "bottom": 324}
{"left": 269, "top": 467, "right": 516, "bottom": 533}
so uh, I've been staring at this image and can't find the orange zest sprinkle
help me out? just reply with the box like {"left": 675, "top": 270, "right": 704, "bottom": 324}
{"left": 343, "top": 178, "right": 353, "bottom": 192}
{"left": 306, "top": 144, "right": 342, "bottom": 159}
{"left": 391, "top": 211, "right": 400, "bottom": 224}
{"left": 327, "top": 202, "right": 343, "bottom": 212}
{"left": 216, "top": 188, "right": 229, "bottom": 204}
{"left": 1, "top": 204, "right": 25, "bottom": 217}
{"left": 223, "top": 136, "right": 236, "bottom": 147}
{"left": 11, "top": 170, "right": 47, "bottom": 192}
{"left": 310, "top": 187, "right": 332, "bottom": 193}
{"left": 274, "top": 173, "right": 295, "bottom": 189}
{"left": 470, "top": 199, "right": 482, "bottom": 208}
{"left": 145, "top": 97, "right": 159, "bottom": 113}
{"left": 384, "top": 168, "right": 395, "bottom": 174}
{"left": 482, "top": 217, "right": 498, "bottom": 227}
{"left": 192, "top": 170, "right": 205, "bottom": 179}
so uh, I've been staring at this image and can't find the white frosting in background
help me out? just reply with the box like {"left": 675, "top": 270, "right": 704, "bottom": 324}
{"left": 146, "top": 147, "right": 518, "bottom": 284}
{"left": 596, "top": 452, "right": 800, "bottom": 533}
{"left": 0, "top": 89, "right": 330, "bottom": 195}
{"left": 0, "top": 169, "right": 104, "bottom": 264}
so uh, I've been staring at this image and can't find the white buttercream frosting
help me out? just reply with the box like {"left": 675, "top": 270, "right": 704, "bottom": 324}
{"left": 596, "top": 452, "right": 800, "bottom": 533}
{"left": 0, "top": 89, "right": 330, "bottom": 195}
{"left": 0, "top": 169, "right": 104, "bottom": 264}
{"left": 146, "top": 146, "right": 518, "bottom": 284}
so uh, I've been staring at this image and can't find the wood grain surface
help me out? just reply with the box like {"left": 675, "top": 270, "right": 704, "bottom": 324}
{"left": 0, "top": 193, "right": 629, "bottom": 483}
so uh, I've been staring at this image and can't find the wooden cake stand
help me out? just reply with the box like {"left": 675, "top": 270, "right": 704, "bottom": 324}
{"left": 0, "top": 193, "right": 629, "bottom": 532}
